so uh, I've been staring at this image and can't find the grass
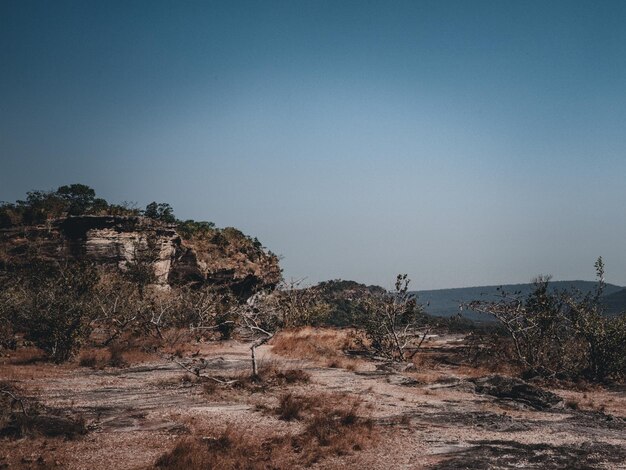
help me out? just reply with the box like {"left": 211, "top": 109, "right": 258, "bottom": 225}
{"left": 156, "top": 391, "right": 376, "bottom": 469}
{"left": 155, "top": 427, "right": 288, "bottom": 470}
{"left": 275, "top": 392, "right": 322, "bottom": 421}
{"left": 198, "top": 361, "right": 311, "bottom": 398}
{"left": 270, "top": 327, "right": 362, "bottom": 370}
{"left": 77, "top": 340, "right": 156, "bottom": 369}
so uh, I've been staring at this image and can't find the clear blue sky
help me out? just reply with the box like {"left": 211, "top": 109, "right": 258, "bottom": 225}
{"left": 1, "top": 0, "right": 626, "bottom": 289}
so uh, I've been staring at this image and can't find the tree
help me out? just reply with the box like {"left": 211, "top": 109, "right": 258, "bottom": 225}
{"left": 18, "top": 190, "right": 67, "bottom": 224}
{"left": 56, "top": 184, "right": 99, "bottom": 216}
{"left": 230, "top": 280, "right": 325, "bottom": 376}
{"left": 144, "top": 202, "right": 176, "bottom": 224}
{"left": 123, "top": 234, "right": 161, "bottom": 294}
{"left": 356, "top": 274, "right": 429, "bottom": 361}
{"left": 10, "top": 261, "right": 99, "bottom": 362}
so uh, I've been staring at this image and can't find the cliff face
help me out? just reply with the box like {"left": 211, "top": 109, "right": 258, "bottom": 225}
{"left": 0, "top": 216, "right": 281, "bottom": 296}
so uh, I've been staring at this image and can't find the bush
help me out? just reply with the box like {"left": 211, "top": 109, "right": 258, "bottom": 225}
{"left": 469, "top": 258, "right": 626, "bottom": 382}
{"left": 9, "top": 261, "right": 99, "bottom": 363}
{"left": 356, "top": 274, "right": 429, "bottom": 361}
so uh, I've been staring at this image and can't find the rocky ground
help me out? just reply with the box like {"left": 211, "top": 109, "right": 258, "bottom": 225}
{"left": 1, "top": 330, "right": 625, "bottom": 469}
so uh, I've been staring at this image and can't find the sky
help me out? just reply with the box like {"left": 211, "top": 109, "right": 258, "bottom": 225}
{"left": 1, "top": 0, "right": 626, "bottom": 290}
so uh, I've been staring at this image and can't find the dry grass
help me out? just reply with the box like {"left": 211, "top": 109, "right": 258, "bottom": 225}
{"left": 275, "top": 392, "right": 322, "bottom": 421}
{"left": 271, "top": 327, "right": 362, "bottom": 370}
{"left": 154, "top": 427, "right": 291, "bottom": 470}
{"left": 274, "top": 391, "right": 375, "bottom": 461}
{"left": 198, "top": 361, "right": 311, "bottom": 399}
{"left": 77, "top": 340, "right": 156, "bottom": 369}
{"left": 156, "top": 391, "right": 375, "bottom": 469}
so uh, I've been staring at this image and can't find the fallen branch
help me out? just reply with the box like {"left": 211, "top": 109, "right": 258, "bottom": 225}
{"left": 0, "top": 389, "right": 28, "bottom": 416}
{"left": 167, "top": 356, "right": 238, "bottom": 385}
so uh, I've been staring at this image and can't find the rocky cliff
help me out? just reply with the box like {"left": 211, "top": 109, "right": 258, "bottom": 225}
{"left": 0, "top": 216, "right": 281, "bottom": 296}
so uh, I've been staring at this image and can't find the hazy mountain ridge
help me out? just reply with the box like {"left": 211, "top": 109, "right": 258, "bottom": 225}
{"left": 414, "top": 280, "right": 624, "bottom": 321}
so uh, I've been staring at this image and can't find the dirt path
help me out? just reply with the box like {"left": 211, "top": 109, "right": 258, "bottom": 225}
{"left": 2, "top": 338, "right": 625, "bottom": 469}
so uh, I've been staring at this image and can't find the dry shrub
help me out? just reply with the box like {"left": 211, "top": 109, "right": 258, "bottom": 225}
{"left": 78, "top": 352, "right": 98, "bottom": 368}
{"left": 276, "top": 393, "right": 302, "bottom": 421}
{"left": 198, "top": 362, "right": 311, "bottom": 400}
{"left": 107, "top": 343, "right": 129, "bottom": 368}
{"left": 273, "top": 391, "right": 375, "bottom": 462}
{"left": 271, "top": 327, "right": 360, "bottom": 369}
{"left": 275, "top": 393, "right": 322, "bottom": 421}
{"left": 105, "top": 337, "right": 156, "bottom": 367}
{"left": 78, "top": 348, "right": 109, "bottom": 369}
{"left": 157, "top": 394, "right": 375, "bottom": 468}
{"left": 159, "top": 328, "right": 199, "bottom": 354}
{"left": 78, "top": 342, "right": 154, "bottom": 369}
{"left": 276, "top": 368, "right": 310, "bottom": 384}
{"left": 0, "top": 381, "right": 86, "bottom": 439}
{"left": 289, "top": 393, "right": 374, "bottom": 464}
{"left": 232, "top": 361, "right": 311, "bottom": 391}
{"left": 155, "top": 427, "right": 290, "bottom": 470}
{"left": 202, "top": 380, "right": 219, "bottom": 395}
{"left": 565, "top": 399, "right": 580, "bottom": 410}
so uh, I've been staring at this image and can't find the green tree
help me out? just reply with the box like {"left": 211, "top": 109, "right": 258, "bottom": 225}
{"left": 18, "top": 190, "right": 67, "bottom": 223}
{"left": 56, "top": 184, "right": 99, "bottom": 215}
{"left": 144, "top": 202, "right": 176, "bottom": 223}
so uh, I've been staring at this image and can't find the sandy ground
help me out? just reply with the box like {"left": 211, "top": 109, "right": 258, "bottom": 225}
{"left": 1, "top": 334, "right": 625, "bottom": 469}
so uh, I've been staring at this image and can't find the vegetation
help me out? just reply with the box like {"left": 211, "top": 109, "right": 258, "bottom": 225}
{"left": 1, "top": 186, "right": 624, "bottom": 385}
{"left": 468, "top": 258, "right": 626, "bottom": 382}
{"left": 155, "top": 393, "right": 374, "bottom": 469}
{"left": 355, "top": 274, "right": 430, "bottom": 361}
{"left": 3, "top": 261, "right": 99, "bottom": 362}
{"left": 0, "top": 184, "right": 216, "bottom": 237}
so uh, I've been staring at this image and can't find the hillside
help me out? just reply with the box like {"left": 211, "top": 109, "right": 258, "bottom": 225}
{"left": 0, "top": 185, "right": 282, "bottom": 296}
{"left": 415, "top": 281, "right": 624, "bottom": 321}
{"left": 602, "top": 288, "right": 626, "bottom": 316}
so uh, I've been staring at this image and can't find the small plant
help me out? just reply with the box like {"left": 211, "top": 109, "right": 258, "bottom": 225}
{"left": 356, "top": 274, "right": 430, "bottom": 361}
{"left": 107, "top": 343, "right": 128, "bottom": 368}
{"left": 78, "top": 352, "right": 98, "bottom": 368}
{"left": 276, "top": 393, "right": 305, "bottom": 421}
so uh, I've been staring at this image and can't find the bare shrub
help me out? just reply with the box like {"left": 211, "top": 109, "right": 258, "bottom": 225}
{"left": 179, "top": 286, "right": 237, "bottom": 339}
{"left": 356, "top": 274, "right": 430, "bottom": 361}
{"left": 468, "top": 258, "right": 626, "bottom": 382}
{"left": 9, "top": 261, "right": 99, "bottom": 363}
{"left": 107, "top": 342, "right": 129, "bottom": 368}
{"left": 0, "top": 381, "right": 86, "bottom": 439}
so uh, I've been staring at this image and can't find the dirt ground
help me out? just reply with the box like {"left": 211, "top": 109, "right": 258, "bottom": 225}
{"left": 1, "top": 331, "right": 625, "bottom": 469}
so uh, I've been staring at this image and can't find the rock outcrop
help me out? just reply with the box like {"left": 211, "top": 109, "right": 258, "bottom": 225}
{"left": 0, "top": 216, "right": 281, "bottom": 296}
{"left": 470, "top": 375, "right": 563, "bottom": 410}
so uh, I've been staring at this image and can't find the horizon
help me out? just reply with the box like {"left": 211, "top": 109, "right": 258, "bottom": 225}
{"left": 2, "top": 1, "right": 626, "bottom": 290}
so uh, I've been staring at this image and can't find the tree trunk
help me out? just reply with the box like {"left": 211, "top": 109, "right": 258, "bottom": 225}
{"left": 251, "top": 344, "right": 258, "bottom": 377}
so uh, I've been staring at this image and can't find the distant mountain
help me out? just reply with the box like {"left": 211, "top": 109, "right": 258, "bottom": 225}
{"left": 602, "top": 288, "right": 626, "bottom": 316}
{"left": 414, "top": 281, "right": 624, "bottom": 322}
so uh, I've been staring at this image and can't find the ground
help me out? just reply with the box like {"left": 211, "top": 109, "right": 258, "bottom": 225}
{"left": 1, "top": 330, "right": 625, "bottom": 469}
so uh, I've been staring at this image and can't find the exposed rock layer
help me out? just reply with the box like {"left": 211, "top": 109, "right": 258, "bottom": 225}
{"left": 0, "top": 216, "right": 281, "bottom": 296}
